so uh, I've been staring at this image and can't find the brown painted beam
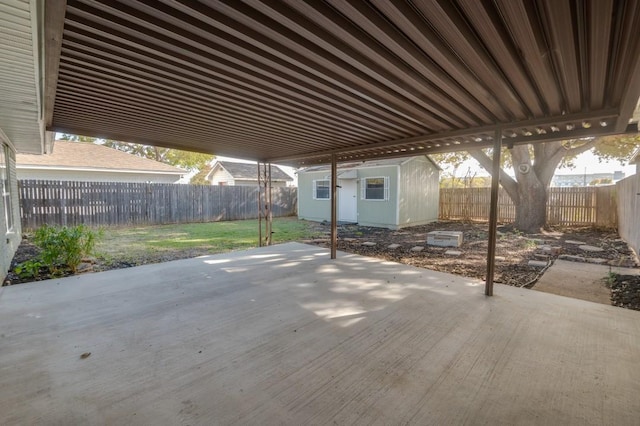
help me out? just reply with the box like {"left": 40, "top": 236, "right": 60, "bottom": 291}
{"left": 485, "top": 127, "right": 502, "bottom": 296}
{"left": 330, "top": 154, "right": 337, "bottom": 260}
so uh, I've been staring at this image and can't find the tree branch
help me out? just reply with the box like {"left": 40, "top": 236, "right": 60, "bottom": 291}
{"left": 467, "top": 149, "right": 518, "bottom": 198}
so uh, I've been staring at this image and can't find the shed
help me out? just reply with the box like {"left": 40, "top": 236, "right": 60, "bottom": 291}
{"left": 298, "top": 156, "right": 440, "bottom": 229}
{"left": 206, "top": 160, "right": 293, "bottom": 187}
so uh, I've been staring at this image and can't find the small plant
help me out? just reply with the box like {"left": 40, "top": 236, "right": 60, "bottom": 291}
{"left": 606, "top": 271, "right": 619, "bottom": 287}
{"left": 14, "top": 259, "right": 43, "bottom": 280}
{"left": 33, "top": 224, "right": 100, "bottom": 274}
{"left": 524, "top": 239, "right": 538, "bottom": 249}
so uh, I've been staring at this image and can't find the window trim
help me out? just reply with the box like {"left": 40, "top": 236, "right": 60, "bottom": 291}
{"left": 360, "top": 176, "right": 389, "bottom": 201}
{"left": 312, "top": 179, "right": 331, "bottom": 200}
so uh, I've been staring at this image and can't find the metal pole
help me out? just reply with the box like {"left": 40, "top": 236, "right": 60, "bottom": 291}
{"left": 330, "top": 154, "right": 337, "bottom": 259}
{"left": 257, "top": 162, "right": 262, "bottom": 247}
{"left": 267, "top": 163, "right": 273, "bottom": 245}
{"left": 485, "top": 127, "right": 502, "bottom": 296}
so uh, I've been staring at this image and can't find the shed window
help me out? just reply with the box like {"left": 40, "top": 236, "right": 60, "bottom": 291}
{"left": 361, "top": 177, "right": 389, "bottom": 201}
{"left": 313, "top": 179, "right": 330, "bottom": 200}
{"left": 0, "top": 143, "right": 14, "bottom": 232}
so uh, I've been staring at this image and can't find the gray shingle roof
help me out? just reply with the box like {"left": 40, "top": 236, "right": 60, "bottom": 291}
{"left": 215, "top": 161, "right": 292, "bottom": 181}
{"left": 16, "top": 141, "right": 185, "bottom": 174}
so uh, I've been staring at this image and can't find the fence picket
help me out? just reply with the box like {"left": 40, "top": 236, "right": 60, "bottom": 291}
{"left": 18, "top": 180, "right": 298, "bottom": 229}
{"left": 439, "top": 186, "right": 617, "bottom": 227}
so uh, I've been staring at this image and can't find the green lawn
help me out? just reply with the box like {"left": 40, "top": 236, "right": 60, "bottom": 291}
{"left": 95, "top": 217, "right": 320, "bottom": 265}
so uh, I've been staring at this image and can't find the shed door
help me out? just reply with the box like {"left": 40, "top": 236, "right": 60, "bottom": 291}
{"left": 338, "top": 179, "right": 357, "bottom": 223}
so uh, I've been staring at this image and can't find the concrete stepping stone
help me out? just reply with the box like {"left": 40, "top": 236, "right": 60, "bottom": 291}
{"left": 565, "top": 240, "right": 586, "bottom": 245}
{"left": 342, "top": 237, "right": 358, "bottom": 242}
{"left": 410, "top": 246, "right": 424, "bottom": 252}
{"left": 586, "top": 258, "right": 607, "bottom": 264}
{"left": 445, "top": 250, "right": 462, "bottom": 257}
{"left": 579, "top": 245, "right": 604, "bottom": 252}
{"left": 361, "top": 241, "right": 376, "bottom": 247}
{"left": 528, "top": 260, "right": 548, "bottom": 268}
{"left": 559, "top": 254, "right": 586, "bottom": 262}
{"left": 387, "top": 243, "right": 401, "bottom": 249}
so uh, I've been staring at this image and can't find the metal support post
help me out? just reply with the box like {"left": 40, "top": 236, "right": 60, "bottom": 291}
{"left": 330, "top": 154, "right": 337, "bottom": 259}
{"left": 485, "top": 127, "right": 502, "bottom": 296}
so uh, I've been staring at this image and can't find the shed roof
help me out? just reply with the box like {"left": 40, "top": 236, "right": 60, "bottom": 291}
{"left": 211, "top": 161, "right": 292, "bottom": 181}
{"left": 16, "top": 141, "right": 185, "bottom": 174}
{"left": 300, "top": 155, "right": 440, "bottom": 173}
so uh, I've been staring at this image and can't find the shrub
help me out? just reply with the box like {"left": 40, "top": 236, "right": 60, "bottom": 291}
{"left": 32, "top": 224, "right": 100, "bottom": 274}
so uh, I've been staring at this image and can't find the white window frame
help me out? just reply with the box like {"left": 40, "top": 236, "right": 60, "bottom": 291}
{"left": 312, "top": 179, "right": 330, "bottom": 200}
{"left": 1, "top": 142, "right": 14, "bottom": 233}
{"left": 361, "top": 176, "right": 389, "bottom": 201}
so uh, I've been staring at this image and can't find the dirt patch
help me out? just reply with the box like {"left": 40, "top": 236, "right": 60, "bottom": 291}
{"left": 305, "top": 221, "right": 638, "bottom": 290}
{"left": 610, "top": 274, "right": 640, "bottom": 310}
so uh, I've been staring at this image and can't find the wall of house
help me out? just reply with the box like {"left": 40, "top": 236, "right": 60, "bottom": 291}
{"left": 1, "top": 143, "right": 21, "bottom": 282}
{"left": 616, "top": 173, "right": 640, "bottom": 256}
{"left": 17, "top": 168, "right": 182, "bottom": 183}
{"left": 209, "top": 167, "right": 235, "bottom": 185}
{"left": 356, "top": 165, "right": 399, "bottom": 228}
{"left": 397, "top": 157, "right": 440, "bottom": 228}
{"left": 233, "top": 178, "right": 288, "bottom": 187}
{"left": 297, "top": 170, "right": 331, "bottom": 222}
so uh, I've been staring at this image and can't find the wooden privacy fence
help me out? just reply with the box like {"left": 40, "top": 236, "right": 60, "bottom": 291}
{"left": 616, "top": 175, "right": 640, "bottom": 254}
{"left": 439, "top": 186, "right": 617, "bottom": 227}
{"left": 19, "top": 180, "right": 297, "bottom": 229}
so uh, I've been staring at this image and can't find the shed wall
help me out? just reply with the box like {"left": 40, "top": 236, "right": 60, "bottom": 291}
{"left": 298, "top": 170, "right": 331, "bottom": 222}
{"left": 356, "top": 165, "right": 399, "bottom": 228}
{"left": 398, "top": 157, "right": 440, "bottom": 227}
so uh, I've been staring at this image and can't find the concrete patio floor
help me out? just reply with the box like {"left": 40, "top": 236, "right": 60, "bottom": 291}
{"left": 0, "top": 242, "right": 638, "bottom": 425}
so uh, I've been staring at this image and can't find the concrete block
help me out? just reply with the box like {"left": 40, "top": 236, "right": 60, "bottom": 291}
{"left": 427, "top": 231, "right": 463, "bottom": 247}
{"left": 565, "top": 240, "right": 586, "bottom": 245}
{"left": 387, "top": 244, "right": 401, "bottom": 249}
{"left": 528, "top": 260, "right": 548, "bottom": 268}
{"left": 444, "top": 250, "right": 462, "bottom": 256}
{"left": 361, "top": 242, "right": 376, "bottom": 247}
{"left": 559, "top": 254, "right": 586, "bottom": 262}
{"left": 579, "top": 245, "right": 604, "bottom": 253}
{"left": 410, "top": 246, "right": 424, "bottom": 252}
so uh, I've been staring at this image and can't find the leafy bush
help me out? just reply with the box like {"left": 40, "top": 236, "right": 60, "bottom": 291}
{"left": 13, "top": 259, "right": 43, "bottom": 280}
{"left": 32, "top": 224, "right": 100, "bottom": 274}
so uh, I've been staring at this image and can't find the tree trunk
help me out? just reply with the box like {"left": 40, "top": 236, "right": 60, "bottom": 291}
{"left": 513, "top": 176, "right": 547, "bottom": 233}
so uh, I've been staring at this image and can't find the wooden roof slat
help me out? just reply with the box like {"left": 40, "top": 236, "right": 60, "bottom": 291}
{"left": 587, "top": 0, "right": 614, "bottom": 110}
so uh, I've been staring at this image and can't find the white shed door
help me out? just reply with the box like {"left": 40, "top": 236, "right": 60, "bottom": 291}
{"left": 338, "top": 179, "right": 357, "bottom": 223}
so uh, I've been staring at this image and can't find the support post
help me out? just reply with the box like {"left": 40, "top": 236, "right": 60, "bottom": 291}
{"left": 485, "top": 127, "right": 502, "bottom": 296}
{"left": 257, "top": 162, "right": 262, "bottom": 247}
{"left": 267, "top": 163, "right": 273, "bottom": 245}
{"left": 330, "top": 154, "right": 337, "bottom": 259}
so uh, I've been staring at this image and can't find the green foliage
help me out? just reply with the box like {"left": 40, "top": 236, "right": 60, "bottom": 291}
{"left": 190, "top": 164, "right": 213, "bottom": 185}
{"left": 101, "top": 140, "right": 214, "bottom": 171}
{"left": 57, "top": 134, "right": 215, "bottom": 172}
{"left": 14, "top": 259, "right": 43, "bottom": 279}
{"left": 588, "top": 178, "right": 613, "bottom": 186}
{"left": 33, "top": 224, "right": 100, "bottom": 274}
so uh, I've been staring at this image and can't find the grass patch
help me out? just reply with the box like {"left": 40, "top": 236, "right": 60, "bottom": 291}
{"left": 96, "top": 217, "right": 318, "bottom": 264}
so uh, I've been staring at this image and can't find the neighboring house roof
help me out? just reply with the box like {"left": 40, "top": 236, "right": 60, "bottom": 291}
{"left": 300, "top": 155, "right": 441, "bottom": 173}
{"left": 207, "top": 161, "right": 293, "bottom": 181}
{"left": 16, "top": 141, "right": 185, "bottom": 175}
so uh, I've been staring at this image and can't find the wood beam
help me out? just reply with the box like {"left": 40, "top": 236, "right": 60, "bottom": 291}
{"left": 44, "top": 0, "right": 67, "bottom": 128}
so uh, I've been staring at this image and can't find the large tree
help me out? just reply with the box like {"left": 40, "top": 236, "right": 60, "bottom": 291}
{"left": 434, "top": 135, "right": 639, "bottom": 233}
{"left": 59, "top": 134, "right": 214, "bottom": 172}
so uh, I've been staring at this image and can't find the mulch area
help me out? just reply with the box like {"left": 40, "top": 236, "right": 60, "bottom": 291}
{"left": 4, "top": 220, "right": 640, "bottom": 311}
{"left": 305, "top": 221, "right": 640, "bottom": 310}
